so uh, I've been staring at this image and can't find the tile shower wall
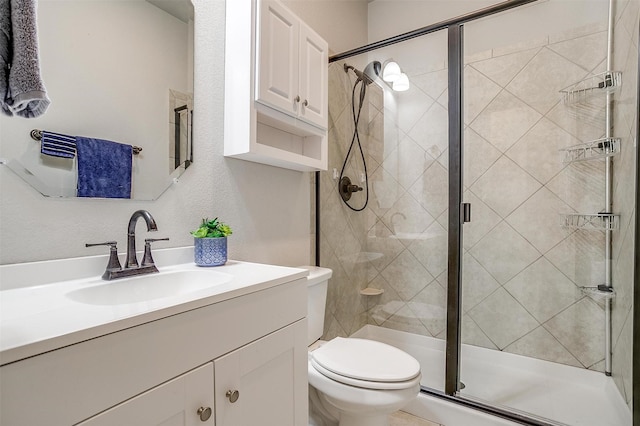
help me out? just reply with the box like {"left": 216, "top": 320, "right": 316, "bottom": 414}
{"left": 460, "top": 22, "right": 611, "bottom": 371}
{"left": 611, "top": 0, "right": 639, "bottom": 408}
{"left": 318, "top": 19, "right": 627, "bottom": 374}
{"left": 317, "top": 62, "right": 378, "bottom": 339}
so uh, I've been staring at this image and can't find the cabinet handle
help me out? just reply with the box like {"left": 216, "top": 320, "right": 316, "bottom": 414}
{"left": 294, "top": 95, "right": 300, "bottom": 103}
{"left": 302, "top": 99, "right": 308, "bottom": 107}
{"left": 226, "top": 389, "right": 240, "bottom": 403}
{"left": 197, "top": 406, "right": 212, "bottom": 422}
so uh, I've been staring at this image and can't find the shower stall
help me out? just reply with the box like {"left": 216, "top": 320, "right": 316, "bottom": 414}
{"left": 314, "top": 0, "right": 638, "bottom": 425}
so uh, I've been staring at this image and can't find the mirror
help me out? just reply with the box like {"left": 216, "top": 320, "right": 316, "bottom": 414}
{"left": 0, "top": 0, "right": 194, "bottom": 200}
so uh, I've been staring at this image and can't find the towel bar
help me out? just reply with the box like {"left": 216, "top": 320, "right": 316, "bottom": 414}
{"left": 30, "top": 129, "right": 142, "bottom": 155}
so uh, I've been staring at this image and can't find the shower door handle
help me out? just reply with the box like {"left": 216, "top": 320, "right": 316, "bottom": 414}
{"left": 462, "top": 203, "right": 471, "bottom": 223}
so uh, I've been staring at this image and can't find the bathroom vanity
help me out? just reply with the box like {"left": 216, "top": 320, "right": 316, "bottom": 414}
{"left": 0, "top": 251, "right": 309, "bottom": 425}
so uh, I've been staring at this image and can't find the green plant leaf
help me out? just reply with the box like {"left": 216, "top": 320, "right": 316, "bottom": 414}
{"left": 192, "top": 217, "right": 232, "bottom": 238}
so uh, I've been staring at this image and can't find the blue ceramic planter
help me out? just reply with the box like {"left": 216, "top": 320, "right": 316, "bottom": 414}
{"left": 194, "top": 237, "right": 227, "bottom": 266}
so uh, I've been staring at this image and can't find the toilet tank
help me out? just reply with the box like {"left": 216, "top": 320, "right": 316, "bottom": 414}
{"left": 299, "top": 266, "right": 333, "bottom": 345}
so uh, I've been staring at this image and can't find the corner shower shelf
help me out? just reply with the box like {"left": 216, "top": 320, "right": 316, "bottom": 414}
{"left": 560, "top": 138, "right": 621, "bottom": 163}
{"left": 560, "top": 71, "right": 622, "bottom": 105}
{"left": 360, "top": 288, "right": 384, "bottom": 296}
{"left": 580, "top": 286, "right": 616, "bottom": 301}
{"left": 561, "top": 213, "right": 619, "bottom": 230}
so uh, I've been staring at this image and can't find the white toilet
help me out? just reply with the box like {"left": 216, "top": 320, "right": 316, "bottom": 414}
{"left": 303, "top": 266, "right": 421, "bottom": 426}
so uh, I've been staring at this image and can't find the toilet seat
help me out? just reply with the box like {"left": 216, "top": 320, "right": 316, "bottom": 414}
{"left": 310, "top": 337, "right": 421, "bottom": 390}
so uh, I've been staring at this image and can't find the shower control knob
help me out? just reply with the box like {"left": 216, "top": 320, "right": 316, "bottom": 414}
{"left": 339, "top": 176, "right": 363, "bottom": 202}
{"left": 197, "top": 406, "right": 212, "bottom": 422}
{"left": 226, "top": 389, "right": 240, "bottom": 403}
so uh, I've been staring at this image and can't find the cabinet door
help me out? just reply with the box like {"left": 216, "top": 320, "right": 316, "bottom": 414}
{"left": 298, "top": 22, "right": 328, "bottom": 129}
{"left": 257, "top": 0, "right": 300, "bottom": 115}
{"left": 78, "top": 363, "right": 214, "bottom": 426}
{"left": 214, "top": 320, "right": 308, "bottom": 426}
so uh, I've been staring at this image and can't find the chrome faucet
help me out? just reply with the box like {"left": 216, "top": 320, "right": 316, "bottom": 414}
{"left": 86, "top": 210, "right": 169, "bottom": 280}
{"left": 126, "top": 210, "right": 158, "bottom": 268}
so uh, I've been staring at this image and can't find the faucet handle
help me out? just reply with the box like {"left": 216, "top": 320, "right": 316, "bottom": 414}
{"left": 85, "top": 241, "right": 122, "bottom": 273}
{"left": 141, "top": 237, "right": 169, "bottom": 266}
{"left": 85, "top": 241, "right": 118, "bottom": 248}
{"left": 145, "top": 238, "right": 170, "bottom": 244}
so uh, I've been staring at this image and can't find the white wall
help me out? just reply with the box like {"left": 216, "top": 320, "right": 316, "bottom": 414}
{"left": 282, "top": 0, "right": 369, "bottom": 55}
{"left": 0, "top": 0, "right": 311, "bottom": 267}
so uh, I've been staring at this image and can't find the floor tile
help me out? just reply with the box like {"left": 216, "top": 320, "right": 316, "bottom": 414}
{"left": 390, "top": 410, "right": 440, "bottom": 426}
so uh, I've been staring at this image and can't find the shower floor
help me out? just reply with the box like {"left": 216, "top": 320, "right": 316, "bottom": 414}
{"left": 351, "top": 325, "right": 631, "bottom": 426}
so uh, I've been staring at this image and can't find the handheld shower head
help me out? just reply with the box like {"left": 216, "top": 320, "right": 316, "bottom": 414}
{"left": 363, "top": 61, "right": 381, "bottom": 84}
{"left": 344, "top": 61, "right": 382, "bottom": 86}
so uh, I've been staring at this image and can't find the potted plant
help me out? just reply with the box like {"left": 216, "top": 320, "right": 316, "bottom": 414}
{"left": 191, "top": 218, "right": 233, "bottom": 266}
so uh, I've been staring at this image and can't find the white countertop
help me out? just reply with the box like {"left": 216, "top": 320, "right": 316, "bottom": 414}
{"left": 0, "top": 250, "right": 307, "bottom": 365}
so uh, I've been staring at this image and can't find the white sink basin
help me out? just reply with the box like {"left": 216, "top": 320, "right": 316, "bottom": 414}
{"left": 0, "top": 252, "right": 308, "bottom": 366}
{"left": 66, "top": 269, "right": 233, "bottom": 305}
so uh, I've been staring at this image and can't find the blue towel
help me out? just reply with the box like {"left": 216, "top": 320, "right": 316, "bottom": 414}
{"left": 75, "top": 137, "right": 132, "bottom": 199}
{"left": 41, "top": 131, "right": 76, "bottom": 158}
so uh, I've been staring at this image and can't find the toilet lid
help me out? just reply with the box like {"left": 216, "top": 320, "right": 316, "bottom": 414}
{"left": 310, "top": 337, "right": 420, "bottom": 383}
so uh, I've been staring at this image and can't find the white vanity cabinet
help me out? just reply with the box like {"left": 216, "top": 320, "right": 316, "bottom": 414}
{"left": 0, "top": 276, "right": 308, "bottom": 426}
{"left": 214, "top": 321, "right": 308, "bottom": 426}
{"left": 256, "top": 0, "right": 328, "bottom": 130}
{"left": 224, "top": 0, "right": 328, "bottom": 172}
{"left": 77, "top": 363, "right": 215, "bottom": 426}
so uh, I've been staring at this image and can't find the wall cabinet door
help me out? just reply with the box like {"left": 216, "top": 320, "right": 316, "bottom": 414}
{"left": 256, "top": 0, "right": 327, "bottom": 130}
{"left": 214, "top": 320, "right": 308, "bottom": 426}
{"left": 298, "top": 22, "right": 328, "bottom": 129}
{"left": 257, "top": 0, "right": 300, "bottom": 115}
{"left": 78, "top": 363, "right": 214, "bottom": 426}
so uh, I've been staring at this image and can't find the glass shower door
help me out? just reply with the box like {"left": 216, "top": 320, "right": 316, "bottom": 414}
{"left": 321, "top": 29, "right": 452, "bottom": 394}
{"left": 457, "top": 2, "right": 629, "bottom": 425}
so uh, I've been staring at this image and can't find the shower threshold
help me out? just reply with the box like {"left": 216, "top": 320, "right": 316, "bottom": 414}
{"left": 351, "top": 325, "right": 630, "bottom": 426}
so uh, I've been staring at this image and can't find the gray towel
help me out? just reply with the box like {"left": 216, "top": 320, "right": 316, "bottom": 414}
{"left": 4, "top": 0, "right": 50, "bottom": 118}
{"left": 0, "top": 0, "right": 10, "bottom": 115}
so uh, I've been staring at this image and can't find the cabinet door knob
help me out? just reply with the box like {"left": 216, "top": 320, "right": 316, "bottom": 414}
{"left": 294, "top": 95, "right": 301, "bottom": 103}
{"left": 197, "top": 406, "right": 212, "bottom": 422}
{"left": 226, "top": 389, "right": 240, "bottom": 403}
{"left": 302, "top": 99, "right": 309, "bottom": 107}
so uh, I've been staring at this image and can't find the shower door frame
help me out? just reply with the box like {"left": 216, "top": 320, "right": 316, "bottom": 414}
{"left": 324, "top": 1, "right": 639, "bottom": 425}
{"left": 633, "top": 16, "right": 640, "bottom": 424}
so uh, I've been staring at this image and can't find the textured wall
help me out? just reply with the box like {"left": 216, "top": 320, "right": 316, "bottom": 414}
{"left": 611, "top": 0, "right": 639, "bottom": 409}
{"left": 0, "top": 0, "right": 311, "bottom": 268}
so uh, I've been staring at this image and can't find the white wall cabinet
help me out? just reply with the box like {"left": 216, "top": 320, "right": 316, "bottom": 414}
{"left": 257, "top": 0, "right": 328, "bottom": 130}
{"left": 0, "top": 278, "right": 308, "bottom": 426}
{"left": 225, "top": 0, "right": 328, "bottom": 172}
